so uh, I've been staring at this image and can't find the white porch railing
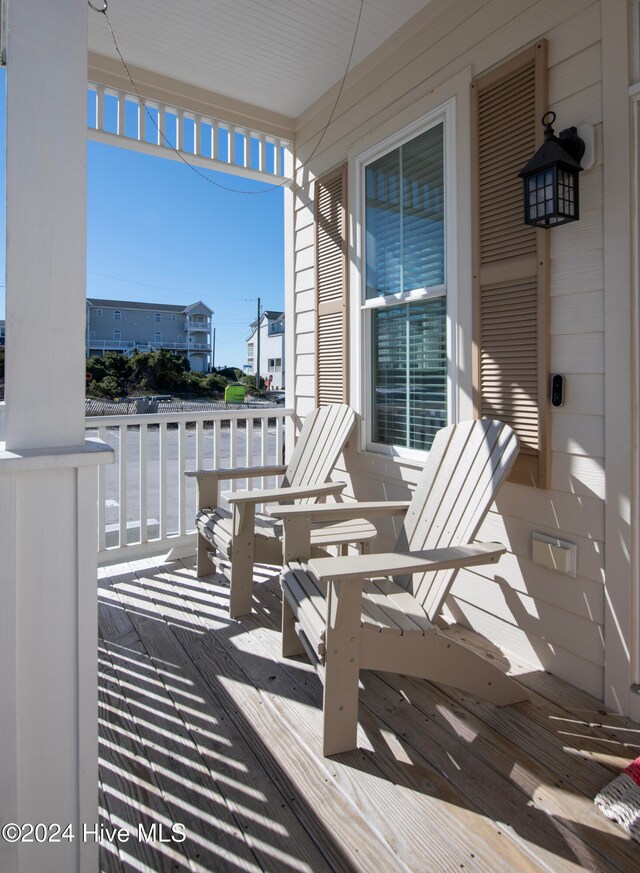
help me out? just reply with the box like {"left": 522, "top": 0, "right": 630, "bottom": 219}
{"left": 87, "top": 83, "right": 294, "bottom": 184}
{"left": 86, "top": 407, "right": 292, "bottom": 564}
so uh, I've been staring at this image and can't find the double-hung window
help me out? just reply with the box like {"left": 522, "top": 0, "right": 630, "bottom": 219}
{"left": 362, "top": 110, "right": 450, "bottom": 453}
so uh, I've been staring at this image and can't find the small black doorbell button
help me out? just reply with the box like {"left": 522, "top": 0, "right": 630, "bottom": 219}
{"left": 551, "top": 374, "right": 564, "bottom": 407}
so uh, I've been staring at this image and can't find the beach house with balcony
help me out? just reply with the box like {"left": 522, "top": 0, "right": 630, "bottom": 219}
{"left": 245, "top": 309, "right": 285, "bottom": 388}
{"left": 1, "top": 2, "right": 640, "bottom": 872}
{"left": 86, "top": 297, "right": 213, "bottom": 371}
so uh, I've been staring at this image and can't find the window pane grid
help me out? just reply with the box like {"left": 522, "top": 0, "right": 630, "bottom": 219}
{"left": 372, "top": 297, "right": 447, "bottom": 451}
{"left": 366, "top": 124, "right": 444, "bottom": 299}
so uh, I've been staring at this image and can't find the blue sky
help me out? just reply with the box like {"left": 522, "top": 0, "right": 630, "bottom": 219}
{"left": 0, "top": 68, "right": 285, "bottom": 370}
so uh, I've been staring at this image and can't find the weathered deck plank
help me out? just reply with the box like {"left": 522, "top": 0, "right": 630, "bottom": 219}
{"left": 100, "top": 563, "right": 349, "bottom": 873}
{"left": 130, "top": 560, "right": 411, "bottom": 873}
{"left": 99, "top": 576, "right": 266, "bottom": 873}
{"left": 97, "top": 557, "right": 640, "bottom": 873}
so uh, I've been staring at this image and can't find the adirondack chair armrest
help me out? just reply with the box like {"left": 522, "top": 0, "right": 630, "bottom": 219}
{"left": 185, "top": 464, "right": 288, "bottom": 481}
{"left": 307, "top": 542, "right": 507, "bottom": 582}
{"left": 268, "top": 501, "right": 411, "bottom": 522}
{"left": 223, "top": 480, "right": 347, "bottom": 506}
{"left": 186, "top": 465, "right": 289, "bottom": 511}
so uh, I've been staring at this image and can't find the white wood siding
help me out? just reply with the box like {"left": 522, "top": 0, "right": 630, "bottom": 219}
{"left": 291, "top": 0, "right": 608, "bottom": 697}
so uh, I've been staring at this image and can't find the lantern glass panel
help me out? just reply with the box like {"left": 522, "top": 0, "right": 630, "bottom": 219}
{"left": 558, "top": 169, "right": 575, "bottom": 216}
{"left": 527, "top": 168, "right": 557, "bottom": 222}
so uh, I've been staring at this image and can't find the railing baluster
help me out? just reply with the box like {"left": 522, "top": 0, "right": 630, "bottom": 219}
{"left": 194, "top": 115, "right": 202, "bottom": 156}
{"left": 96, "top": 85, "right": 105, "bottom": 132}
{"left": 159, "top": 104, "right": 166, "bottom": 147}
{"left": 139, "top": 98, "right": 145, "bottom": 142}
{"left": 274, "top": 139, "right": 281, "bottom": 176}
{"left": 178, "top": 421, "right": 187, "bottom": 536}
{"left": 229, "top": 124, "right": 235, "bottom": 164}
{"left": 261, "top": 417, "right": 269, "bottom": 489}
{"left": 159, "top": 421, "right": 168, "bottom": 541}
{"left": 243, "top": 129, "right": 250, "bottom": 168}
{"left": 229, "top": 418, "right": 238, "bottom": 491}
{"left": 89, "top": 408, "right": 291, "bottom": 560}
{"left": 246, "top": 417, "right": 254, "bottom": 490}
{"left": 119, "top": 424, "right": 128, "bottom": 548}
{"left": 276, "top": 414, "right": 284, "bottom": 467}
{"left": 118, "top": 91, "right": 126, "bottom": 136}
{"left": 211, "top": 120, "right": 218, "bottom": 160}
{"left": 176, "top": 108, "right": 183, "bottom": 152}
{"left": 98, "top": 425, "right": 107, "bottom": 553}
{"left": 89, "top": 83, "right": 292, "bottom": 182}
{"left": 214, "top": 418, "right": 221, "bottom": 470}
{"left": 139, "top": 422, "right": 148, "bottom": 544}
{"left": 196, "top": 420, "right": 204, "bottom": 469}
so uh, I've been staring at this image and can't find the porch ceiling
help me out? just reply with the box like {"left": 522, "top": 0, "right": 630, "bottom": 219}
{"left": 87, "top": 0, "right": 431, "bottom": 121}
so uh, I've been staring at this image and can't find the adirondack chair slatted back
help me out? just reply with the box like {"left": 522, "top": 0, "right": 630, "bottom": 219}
{"left": 281, "top": 404, "right": 355, "bottom": 504}
{"left": 395, "top": 419, "right": 519, "bottom": 619}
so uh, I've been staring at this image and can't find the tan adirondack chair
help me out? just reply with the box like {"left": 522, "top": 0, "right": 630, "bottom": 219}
{"left": 187, "top": 404, "right": 376, "bottom": 617}
{"left": 274, "top": 419, "right": 528, "bottom": 756}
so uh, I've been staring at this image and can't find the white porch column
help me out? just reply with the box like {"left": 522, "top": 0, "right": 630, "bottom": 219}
{"left": 0, "top": 3, "right": 113, "bottom": 873}
{"left": 4, "top": 0, "right": 87, "bottom": 448}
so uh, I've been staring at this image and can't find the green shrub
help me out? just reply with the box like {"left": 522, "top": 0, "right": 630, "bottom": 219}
{"left": 202, "top": 373, "right": 227, "bottom": 394}
{"left": 91, "top": 375, "right": 121, "bottom": 398}
{"left": 216, "top": 366, "right": 243, "bottom": 381}
{"left": 241, "top": 374, "right": 265, "bottom": 390}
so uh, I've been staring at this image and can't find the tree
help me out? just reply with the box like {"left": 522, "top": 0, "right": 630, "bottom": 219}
{"left": 139, "top": 347, "right": 190, "bottom": 391}
{"left": 86, "top": 348, "right": 238, "bottom": 398}
{"left": 103, "top": 351, "right": 133, "bottom": 395}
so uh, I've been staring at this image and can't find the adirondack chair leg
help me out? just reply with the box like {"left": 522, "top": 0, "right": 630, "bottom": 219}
{"left": 195, "top": 472, "right": 221, "bottom": 576}
{"left": 196, "top": 532, "right": 215, "bottom": 576}
{"left": 228, "top": 503, "right": 256, "bottom": 618}
{"left": 281, "top": 595, "right": 305, "bottom": 657}
{"left": 322, "top": 579, "right": 362, "bottom": 756}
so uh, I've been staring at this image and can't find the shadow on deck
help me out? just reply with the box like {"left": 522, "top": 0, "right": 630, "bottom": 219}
{"left": 97, "top": 556, "right": 640, "bottom": 872}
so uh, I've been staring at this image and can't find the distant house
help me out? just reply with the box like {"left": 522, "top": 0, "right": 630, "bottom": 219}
{"left": 245, "top": 310, "right": 285, "bottom": 389}
{"left": 86, "top": 298, "right": 213, "bottom": 373}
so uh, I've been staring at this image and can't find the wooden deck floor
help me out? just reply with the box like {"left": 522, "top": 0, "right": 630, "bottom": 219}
{"left": 97, "top": 556, "right": 640, "bottom": 873}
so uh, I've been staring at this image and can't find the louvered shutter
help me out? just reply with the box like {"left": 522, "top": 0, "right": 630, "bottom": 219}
{"left": 315, "top": 165, "right": 348, "bottom": 405}
{"left": 472, "top": 42, "right": 550, "bottom": 488}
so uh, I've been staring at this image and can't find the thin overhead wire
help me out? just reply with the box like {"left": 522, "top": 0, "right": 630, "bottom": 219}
{"left": 87, "top": 269, "right": 258, "bottom": 301}
{"left": 89, "top": 0, "right": 365, "bottom": 193}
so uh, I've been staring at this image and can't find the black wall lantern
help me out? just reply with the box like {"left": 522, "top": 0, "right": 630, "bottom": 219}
{"left": 518, "top": 112, "right": 585, "bottom": 228}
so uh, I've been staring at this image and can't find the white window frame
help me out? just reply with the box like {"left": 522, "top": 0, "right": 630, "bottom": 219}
{"left": 113, "top": 310, "right": 121, "bottom": 321}
{"left": 347, "top": 70, "right": 473, "bottom": 462}
{"left": 155, "top": 313, "right": 162, "bottom": 322}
